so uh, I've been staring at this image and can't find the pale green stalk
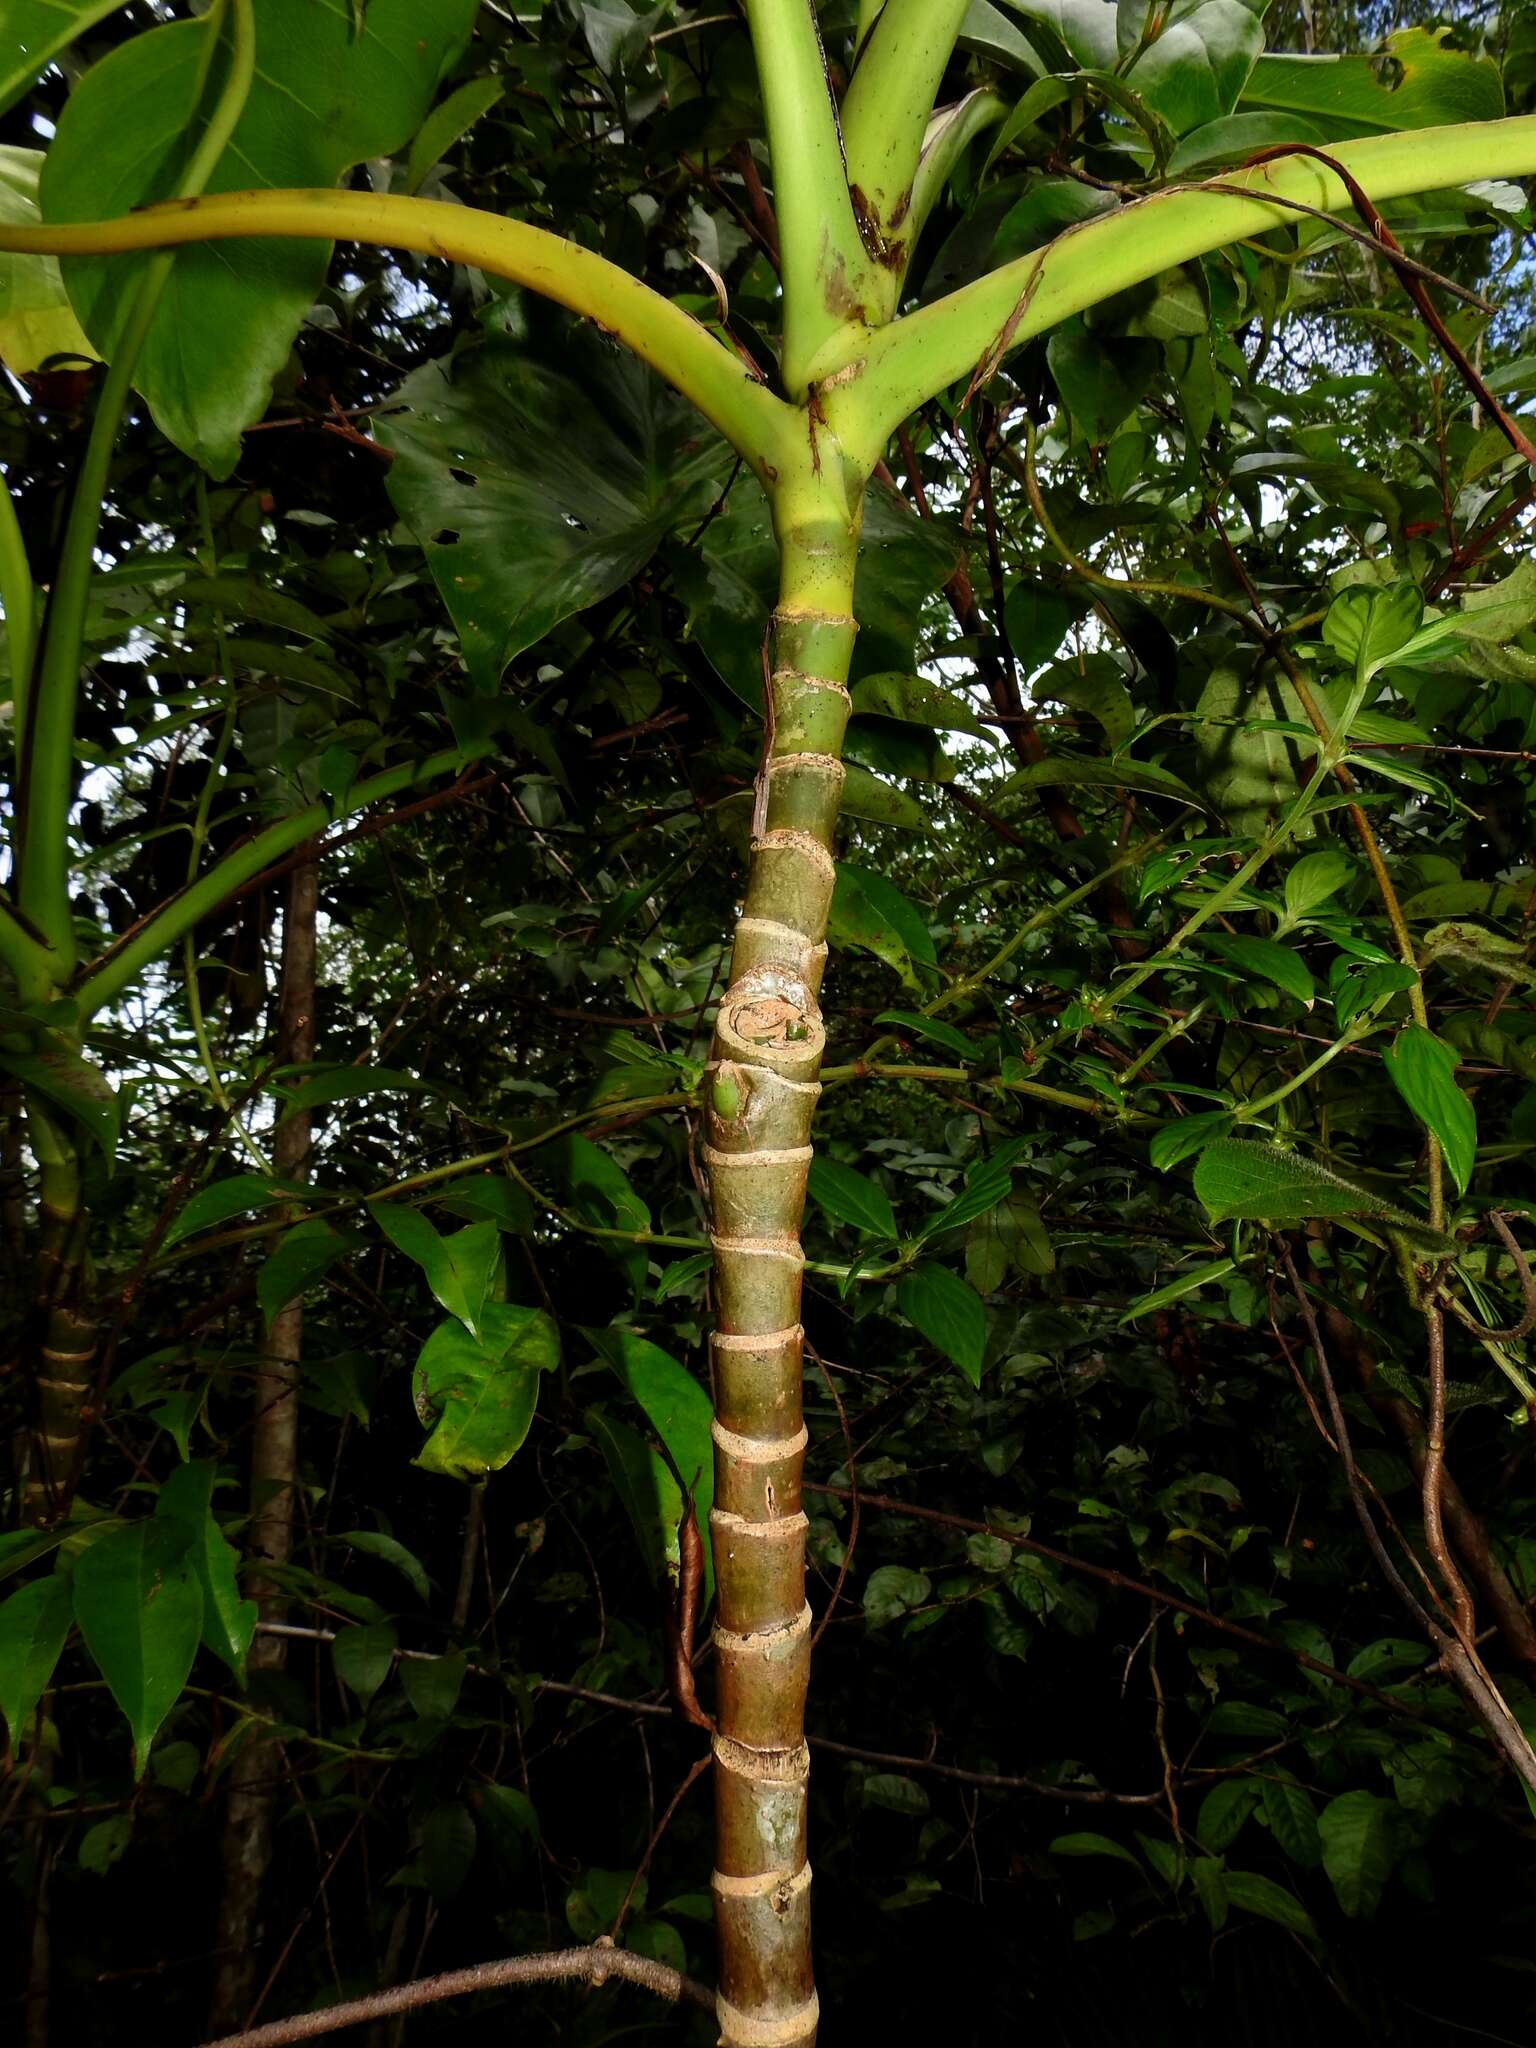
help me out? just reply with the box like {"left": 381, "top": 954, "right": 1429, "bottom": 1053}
{"left": 739, "top": 0, "right": 872, "bottom": 396}
{"left": 0, "top": 460, "right": 35, "bottom": 730}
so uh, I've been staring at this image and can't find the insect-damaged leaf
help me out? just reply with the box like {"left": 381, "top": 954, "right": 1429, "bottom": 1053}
{"left": 412, "top": 1304, "right": 560, "bottom": 1480}
{"left": 384, "top": 320, "right": 730, "bottom": 689}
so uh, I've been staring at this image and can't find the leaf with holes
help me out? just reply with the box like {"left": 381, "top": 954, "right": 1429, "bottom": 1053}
{"left": 412, "top": 1304, "right": 560, "bottom": 1480}
{"left": 383, "top": 320, "right": 730, "bottom": 688}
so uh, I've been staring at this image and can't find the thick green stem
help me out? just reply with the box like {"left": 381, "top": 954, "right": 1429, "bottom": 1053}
{"left": 0, "top": 459, "right": 36, "bottom": 737}
{"left": 820, "top": 116, "right": 1536, "bottom": 463}
{"left": 704, "top": 451, "right": 862, "bottom": 2048}
{"left": 740, "top": 0, "right": 871, "bottom": 396}
{"left": 0, "top": 189, "right": 789, "bottom": 471}
{"left": 840, "top": 0, "right": 972, "bottom": 311}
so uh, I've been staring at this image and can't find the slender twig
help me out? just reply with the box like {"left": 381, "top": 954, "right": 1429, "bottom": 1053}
{"left": 1442, "top": 1211, "right": 1536, "bottom": 1345}
{"left": 1277, "top": 1241, "right": 1536, "bottom": 1799}
{"left": 802, "top": 1483, "right": 1436, "bottom": 1720}
{"left": 197, "top": 1942, "right": 714, "bottom": 2047}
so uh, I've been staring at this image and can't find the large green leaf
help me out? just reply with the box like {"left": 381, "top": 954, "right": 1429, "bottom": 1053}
{"left": 412, "top": 1304, "right": 560, "bottom": 1480}
{"left": 808, "top": 1157, "right": 899, "bottom": 1240}
{"left": 384, "top": 322, "right": 730, "bottom": 688}
{"left": 586, "top": 1327, "right": 715, "bottom": 1596}
{"left": 587, "top": 1403, "right": 688, "bottom": 1590}
{"left": 257, "top": 1219, "right": 362, "bottom": 1327}
{"left": 45, "top": 0, "right": 479, "bottom": 475}
{"left": 164, "top": 1173, "right": 300, "bottom": 1248}
{"left": 0, "top": 1036, "right": 119, "bottom": 1161}
{"left": 849, "top": 672, "right": 996, "bottom": 746}
{"left": 1119, "top": 0, "right": 1266, "bottom": 138}
{"left": 1318, "top": 1789, "right": 1397, "bottom": 1918}
{"left": 1382, "top": 1028, "right": 1476, "bottom": 1198}
{"left": 1241, "top": 28, "right": 1503, "bottom": 137}
{"left": 154, "top": 1462, "right": 257, "bottom": 1685}
{"left": 674, "top": 475, "right": 958, "bottom": 709}
{"left": 898, "top": 1262, "right": 987, "bottom": 1386}
{"left": 72, "top": 1520, "right": 204, "bottom": 1778}
{"left": 0, "top": 0, "right": 126, "bottom": 119}
{"left": 0, "top": 146, "right": 98, "bottom": 376}
{"left": 0, "top": 1572, "right": 74, "bottom": 1747}
{"left": 1047, "top": 319, "right": 1161, "bottom": 442}
{"left": 1194, "top": 663, "right": 1316, "bottom": 838}
{"left": 1193, "top": 1140, "right": 1428, "bottom": 1232}
{"left": 372, "top": 1206, "right": 503, "bottom": 1340}
{"left": 999, "top": 753, "right": 1206, "bottom": 811}
{"left": 829, "top": 865, "right": 936, "bottom": 992}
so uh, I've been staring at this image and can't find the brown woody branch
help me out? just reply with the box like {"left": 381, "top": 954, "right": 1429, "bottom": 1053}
{"left": 198, "top": 1941, "right": 713, "bottom": 2048}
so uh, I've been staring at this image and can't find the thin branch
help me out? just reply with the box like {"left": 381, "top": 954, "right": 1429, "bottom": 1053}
{"left": 1276, "top": 1240, "right": 1536, "bottom": 1800}
{"left": 197, "top": 1942, "right": 713, "bottom": 2048}
{"left": 803, "top": 1481, "right": 1439, "bottom": 1721}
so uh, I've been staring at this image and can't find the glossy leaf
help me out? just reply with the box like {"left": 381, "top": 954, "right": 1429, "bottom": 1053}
{"left": 873, "top": 1011, "right": 977, "bottom": 1061}
{"left": 1321, "top": 582, "right": 1423, "bottom": 676}
{"left": 73, "top": 1520, "right": 204, "bottom": 1778}
{"left": 1241, "top": 28, "right": 1503, "bottom": 136}
{"left": 587, "top": 1402, "right": 687, "bottom": 1591}
{"left": 898, "top": 1262, "right": 987, "bottom": 1386}
{"left": 155, "top": 1461, "right": 256, "bottom": 1684}
{"left": 1383, "top": 1028, "right": 1477, "bottom": 1197}
{"left": 1201, "top": 933, "right": 1315, "bottom": 1005}
{"left": 404, "top": 74, "right": 505, "bottom": 193}
{"left": 850, "top": 672, "right": 996, "bottom": 746}
{"left": 0, "top": 1037, "right": 118, "bottom": 1161}
{"left": 372, "top": 1206, "right": 502, "bottom": 1339}
{"left": 0, "top": 2, "right": 127, "bottom": 118}
{"left": 0, "top": 146, "right": 98, "bottom": 376}
{"left": 586, "top": 1327, "right": 715, "bottom": 1595}
{"left": 412, "top": 1303, "right": 559, "bottom": 1480}
{"left": 1283, "top": 851, "right": 1352, "bottom": 922}
{"left": 257, "top": 1220, "right": 361, "bottom": 1327}
{"left": 165, "top": 1173, "right": 300, "bottom": 1248}
{"left": 0, "top": 1571, "right": 74, "bottom": 1746}
{"left": 1121, "top": 0, "right": 1265, "bottom": 137}
{"left": 830, "top": 866, "right": 937, "bottom": 992}
{"left": 808, "top": 1157, "right": 899, "bottom": 1240}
